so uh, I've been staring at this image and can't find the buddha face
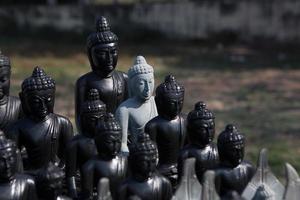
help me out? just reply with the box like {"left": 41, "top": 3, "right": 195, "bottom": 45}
{"left": 223, "top": 142, "right": 244, "bottom": 167}
{"left": 0, "top": 67, "right": 10, "bottom": 100}
{"left": 81, "top": 112, "right": 104, "bottom": 137}
{"left": 90, "top": 43, "right": 118, "bottom": 76}
{"left": 96, "top": 132, "right": 121, "bottom": 158}
{"left": 131, "top": 73, "right": 154, "bottom": 101}
{"left": 133, "top": 154, "right": 157, "bottom": 179}
{"left": 22, "top": 89, "right": 55, "bottom": 120}
{"left": 0, "top": 147, "right": 17, "bottom": 181}
{"left": 188, "top": 119, "right": 215, "bottom": 146}
{"left": 157, "top": 94, "right": 184, "bottom": 119}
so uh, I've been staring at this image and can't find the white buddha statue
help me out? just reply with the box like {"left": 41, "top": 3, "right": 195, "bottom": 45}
{"left": 116, "top": 56, "right": 157, "bottom": 153}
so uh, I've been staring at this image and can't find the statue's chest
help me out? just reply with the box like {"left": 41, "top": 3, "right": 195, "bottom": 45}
{"left": 129, "top": 103, "right": 154, "bottom": 129}
{"left": 88, "top": 79, "right": 114, "bottom": 97}
{"left": 22, "top": 121, "right": 59, "bottom": 148}
{"left": 78, "top": 139, "right": 97, "bottom": 162}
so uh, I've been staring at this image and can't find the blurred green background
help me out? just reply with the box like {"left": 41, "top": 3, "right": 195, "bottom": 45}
{"left": 1, "top": 0, "right": 300, "bottom": 180}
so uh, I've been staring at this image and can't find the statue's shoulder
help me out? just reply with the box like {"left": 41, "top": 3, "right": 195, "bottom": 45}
{"left": 115, "top": 70, "right": 128, "bottom": 80}
{"left": 15, "top": 174, "right": 35, "bottom": 186}
{"left": 76, "top": 72, "right": 93, "bottom": 85}
{"left": 54, "top": 114, "right": 72, "bottom": 126}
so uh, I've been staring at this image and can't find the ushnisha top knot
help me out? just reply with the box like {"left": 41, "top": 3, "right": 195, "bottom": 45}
{"left": 0, "top": 51, "right": 10, "bottom": 67}
{"left": 218, "top": 124, "right": 245, "bottom": 147}
{"left": 156, "top": 75, "right": 184, "bottom": 96}
{"left": 187, "top": 101, "right": 214, "bottom": 121}
{"left": 128, "top": 56, "right": 154, "bottom": 79}
{"left": 86, "top": 16, "right": 118, "bottom": 49}
{"left": 81, "top": 89, "right": 106, "bottom": 114}
{"left": 97, "top": 113, "right": 121, "bottom": 133}
{"left": 22, "top": 66, "right": 55, "bottom": 92}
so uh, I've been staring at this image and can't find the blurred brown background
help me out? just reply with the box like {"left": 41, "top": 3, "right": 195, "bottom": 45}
{"left": 1, "top": 0, "right": 300, "bottom": 179}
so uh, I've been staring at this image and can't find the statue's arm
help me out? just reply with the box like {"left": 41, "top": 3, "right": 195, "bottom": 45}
{"left": 58, "top": 117, "right": 74, "bottom": 164}
{"left": 117, "top": 183, "right": 128, "bottom": 200}
{"left": 123, "top": 73, "right": 129, "bottom": 100}
{"left": 65, "top": 139, "right": 78, "bottom": 198}
{"left": 177, "top": 149, "right": 189, "bottom": 183}
{"left": 26, "top": 177, "right": 39, "bottom": 200}
{"left": 81, "top": 162, "right": 94, "bottom": 200}
{"left": 162, "top": 177, "right": 173, "bottom": 200}
{"left": 145, "top": 120, "right": 157, "bottom": 142}
{"left": 75, "top": 78, "right": 86, "bottom": 131}
{"left": 116, "top": 105, "right": 129, "bottom": 153}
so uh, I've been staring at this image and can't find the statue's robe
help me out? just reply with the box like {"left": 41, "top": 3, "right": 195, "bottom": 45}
{"left": 81, "top": 154, "right": 128, "bottom": 199}
{"left": 75, "top": 71, "right": 128, "bottom": 130}
{"left": 0, "top": 96, "right": 22, "bottom": 133}
{"left": 178, "top": 143, "right": 219, "bottom": 182}
{"left": 7, "top": 113, "right": 73, "bottom": 170}
{"left": 0, "top": 174, "right": 38, "bottom": 200}
{"left": 118, "top": 173, "right": 173, "bottom": 200}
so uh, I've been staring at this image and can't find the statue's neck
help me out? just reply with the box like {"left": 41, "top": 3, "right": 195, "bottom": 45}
{"left": 93, "top": 70, "right": 113, "bottom": 78}
{"left": 133, "top": 172, "right": 153, "bottom": 182}
{"left": 29, "top": 113, "right": 51, "bottom": 123}
{"left": 159, "top": 113, "right": 178, "bottom": 121}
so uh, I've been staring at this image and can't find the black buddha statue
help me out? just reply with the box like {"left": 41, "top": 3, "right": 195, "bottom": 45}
{"left": 81, "top": 113, "right": 127, "bottom": 200}
{"left": 75, "top": 16, "right": 128, "bottom": 131}
{"left": 0, "top": 51, "right": 22, "bottom": 133}
{"left": 145, "top": 75, "right": 186, "bottom": 188}
{"left": 178, "top": 101, "right": 219, "bottom": 182}
{"left": 118, "top": 133, "right": 173, "bottom": 200}
{"left": 0, "top": 134, "right": 38, "bottom": 200}
{"left": 215, "top": 124, "right": 255, "bottom": 197}
{"left": 7, "top": 66, "right": 74, "bottom": 170}
{"left": 66, "top": 88, "right": 106, "bottom": 198}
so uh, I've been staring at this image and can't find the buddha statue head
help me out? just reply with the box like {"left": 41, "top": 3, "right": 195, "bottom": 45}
{"left": 0, "top": 130, "right": 17, "bottom": 182}
{"left": 130, "top": 133, "right": 158, "bottom": 181}
{"left": 187, "top": 101, "right": 215, "bottom": 147}
{"left": 128, "top": 56, "right": 154, "bottom": 102}
{"left": 0, "top": 51, "right": 11, "bottom": 101}
{"left": 80, "top": 89, "right": 106, "bottom": 137}
{"left": 95, "top": 113, "right": 122, "bottom": 159}
{"left": 155, "top": 75, "right": 184, "bottom": 120}
{"left": 20, "top": 67, "right": 55, "bottom": 121}
{"left": 217, "top": 124, "right": 245, "bottom": 168}
{"left": 86, "top": 16, "right": 118, "bottom": 77}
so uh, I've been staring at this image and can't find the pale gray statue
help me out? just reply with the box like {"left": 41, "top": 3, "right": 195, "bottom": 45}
{"left": 116, "top": 55, "right": 157, "bottom": 153}
{"left": 242, "top": 148, "right": 284, "bottom": 200}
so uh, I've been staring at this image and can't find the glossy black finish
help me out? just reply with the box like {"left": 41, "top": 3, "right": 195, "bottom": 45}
{"left": 118, "top": 133, "right": 173, "bottom": 200}
{"left": 6, "top": 67, "right": 74, "bottom": 199}
{"left": 0, "top": 134, "right": 38, "bottom": 200}
{"left": 0, "top": 52, "right": 22, "bottom": 133}
{"left": 75, "top": 16, "right": 128, "bottom": 131}
{"left": 66, "top": 89, "right": 106, "bottom": 198}
{"left": 178, "top": 101, "right": 219, "bottom": 182}
{"left": 215, "top": 124, "right": 255, "bottom": 197}
{"left": 145, "top": 75, "right": 186, "bottom": 187}
{"left": 81, "top": 113, "right": 127, "bottom": 200}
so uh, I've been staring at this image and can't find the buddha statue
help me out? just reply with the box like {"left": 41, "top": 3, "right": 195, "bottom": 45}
{"left": 215, "top": 124, "right": 255, "bottom": 197}
{"left": 0, "top": 51, "right": 22, "bottom": 133}
{"left": 0, "top": 134, "right": 38, "bottom": 200}
{"left": 7, "top": 66, "right": 74, "bottom": 171}
{"left": 116, "top": 55, "right": 157, "bottom": 153}
{"left": 81, "top": 113, "right": 127, "bottom": 200}
{"left": 118, "top": 133, "right": 173, "bottom": 200}
{"left": 145, "top": 75, "right": 186, "bottom": 188}
{"left": 75, "top": 16, "right": 128, "bottom": 132}
{"left": 66, "top": 89, "right": 106, "bottom": 198}
{"left": 178, "top": 101, "right": 219, "bottom": 182}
